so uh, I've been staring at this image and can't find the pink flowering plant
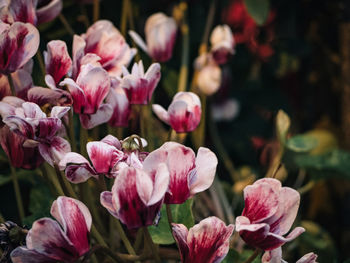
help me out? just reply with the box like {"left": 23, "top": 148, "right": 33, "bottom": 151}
{"left": 0, "top": 0, "right": 345, "bottom": 262}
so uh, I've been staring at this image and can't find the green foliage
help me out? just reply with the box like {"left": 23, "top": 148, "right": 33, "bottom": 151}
{"left": 286, "top": 134, "right": 319, "bottom": 153}
{"left": 148, "top": 199, "right": 194, "bottom": 245}
{"left": 221, "top": 249, "right": 240, "bottom": 263}
{"left": 244, "top": 0, "right": 270, "bottom": 25}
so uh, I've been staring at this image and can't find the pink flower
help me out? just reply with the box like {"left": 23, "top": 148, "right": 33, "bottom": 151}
{"left": 106, "top": 77, "right": 131, "bottom": 127}
{"left": 121, "top": 61, "right": 161, "bottom": 105}
{"left": 73, "top": 20, "right": 136, "bottom": 78}
{"left": 100, "top": 163, "right": 169, "bottom": 229}
{"left": 60, "top": 64, "right": 112, "bottom": 129}
{"left": 210, "top": 24, "right": 235, "bottom": 65}
{"left": 172, "top": 217, "right": 234, "bottom": 263}
{"left": 59, "top": 135, "right": 147, "bottom": 183}
{"left": 0, "top": 0, "right": 62, "bottom": 25}
{"left": 235, "top": 178, "right": 305, "bottom": 251}
{"left": 152, "top": 92, "right": 201, "bottom": 133}
{"left": 0, "top": 100, "right": 71, "bottom": 166}
{"left": 142, "top": 142, "right": 217, "bottom": 204}
{"left": 11, "top": 196, "right": 91, "bottom": 263}
{"left": 0, "top": 21, "right": 39, "bottom": 75}
{"left": 262, "top": 248, "right": 318, "bottom": 263}
{"left": 296, "top": 253, "right": 318, "bottom": 263}
{"left": 44, "top": 40, "right": 72, "bottom": 85}
{"left": 129, "top": 12, "right": 177, "bottom": 62}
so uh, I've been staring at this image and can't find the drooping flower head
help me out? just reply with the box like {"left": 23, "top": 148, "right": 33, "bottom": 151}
{"left": 129, "top": 12, "right": 177, "bottom": 62}
{"left": 172, "top": 217, "right": 234, "bottom": 263}
{"left": 142, "top": 142, "right": 218, "bottom": 204}
{"left": 210, "top": 24, "right": 235, "bottom": 65}
{"left": 152, "top": 91, "right": 201, "bottom": 133}
{"left": 11, "top": 196, "right": 91, "bottom": 263}
{"left": 235, "top": 178, "right": 305, "bottom": 251}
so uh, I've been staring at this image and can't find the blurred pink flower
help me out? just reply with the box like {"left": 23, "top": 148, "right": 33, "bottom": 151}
{"left": 100, "top": 163, "right": 169, "bottom": 229}
{"left": 129, "top": 12, "right": 177, "bottom": 62}
{"left": 152, "top": 91, "right": 201, "bottom": 133}
{"left": 60, "top": 64, "right": 112, "bottom": 129}
{"left": 262, "top": 248, "right": 318, "bottom": 263}
{"left": 0, "top": 21, "right": 39, "bottom": 75}
{"left": 11, "top": 196, "right": 91, "bottom": 263}
{"left": 172, "top": 217, "right": 234, "bottom": 263}
{"left": 0, "top": 0, "right": 62, "bottom": 25}
{"left": 121, "top": 61, "right": 161, "bottom": 105}
{"left": 235, "top": 178, "right": 305, "bottom": 251}
{"left": 210, "top": 24, "right": 235, "bottom": 65}
{"left": 73, "top": 20, "right": 136, "bottom": 78}
{"left": 142, "top": 142, "right": 217, "bottom": 204}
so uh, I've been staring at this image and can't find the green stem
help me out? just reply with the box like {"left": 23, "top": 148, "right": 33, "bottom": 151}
{"left": 43, "top": 164, "right": 65, "bottom": 196}
{"left": 243, "top": 249, "right": 262, "bottom": 263}
{"left": 177, "top": 24, "right": 189, "bottom": 92}
{"left": 0, "top": 213, "right": 5, "bottom": 223}
{"left": 114, "top": 219, "right": 138, "bottom": 257}
{"left": 166, "top": 204, "right": 173, "bottom": 230}
{"left": 200, "top": 0, "right": 216, "bottom": 53}
{"left": 91, "top": 224, "right": 107, "bottom": 246}
{"left": 120, "top": 0, "right": 128, "bottom": 36}
{"left": 69, "top": 109, "right": 77, "bottom": 152}
{"left": 143, "top": 227, "right": 160, "bottom": 263}
{"left": 82, "top": 245, "right": 121, "bottom": 263}
{"left": 7, "top": 74, "right": 16, "bottom": 96}
{"left": 298, "top": 181, "right": 316, "bottom": 195}
{"left": 36, "top": 51, "right": 46, "bottom": 77}
{"left": 133, "top": 228, "right": 143, "bottom": 253}
{"left": 58, "top": 14, "right": 75, "bottom": 36}
{"left": 93, "top": 0, "right": 100, "bottom": 22}
{"left": 80, "top": 126, "right": 89, "bottom": 158}
{"left": 10, "top": 165, "right": 24, "bottom": 223}
{"left": 54, "top": 164, "right": 77, "bottom": 199}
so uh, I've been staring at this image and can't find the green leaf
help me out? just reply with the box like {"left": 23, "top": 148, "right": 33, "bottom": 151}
{"left": 286, "top": 135, "right": 319, "bottom": 153}
{"left": 221, "top": 249, "right": 240, "bottom": 262}
{"left": 244, "top": 0, "right": 270, "bottom": 26}
{"left": 148, "top": 199, "right": 194, "bottom": 245}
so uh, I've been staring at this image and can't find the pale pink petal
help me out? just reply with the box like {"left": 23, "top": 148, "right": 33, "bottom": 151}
{"left": 60, "top": 78, "right": 86, "bottom": 114}
{"left": 135, "top": 168, "right": 154, "bottom": 205}
{"left": 235, "top": 216, "right": 270, "bottom": 233}
{"left": 262, "top": 248, "right": 282, "bottom": 263}
{"left": 152, "top": 104, "right": 170, "bottom": 124}
{"left": 106, "top": 86, "right": 131, "bottom": 127}
{"left": 26, "top": 218, "right": 78, "bottom": 261}
{"left": 79, "top": 103, "right": 113, "bottom": 129}
{"left": 37, "top": 117, "right": 61, "bottom": 138}
{"left": 101, "top": 134, "right": 122, "bottom": 149}
{"left": 72, "top": 35, "right": 86, "bottom": 79}
{"left": 2, "top": 95, "right": 25, "bottom": 107}
{"left": 21, "top": 102, "right": 46, "bottom": 119}
{"left": 100, "top": 191, "right": 118, "bottom": 218}
{"left": 189, "top": 147, "right": 218, "bottom": 195}
{"left": 50, "top": 196, "right": 91, "bottom": 256}
{"left": 128, "top": 30, "right": 149, "bottom": 54}
{"left": 50, "top": 106, "right": 70, "bottom": 119}
{"left": 38, "top": 136, "right": 71, "bottom": 166}
{"left": 87, "top": 140, "right": 124, "bottom": 174}
{"left": 3, "top": 115, "right": 34, "bottom": 138}
{"left": 172, "top": 223, "right": 190, "bottom": 263}
{"left": 36, "top": 0, "right": 62, "bottom": 24}
{"left": 148, "top": 163, "right": 169, "bottom": 205}
{"left": 296, "top": 253, "right": 318, "bottom": 263}
{"left": 144, "top": 62, "right": 161, "bottom": 99}
{"left": 11, "top": 247, "right": 55, "bottom": 263}
{"left": 0, "top": 0, "right": 37, "bottom": 24}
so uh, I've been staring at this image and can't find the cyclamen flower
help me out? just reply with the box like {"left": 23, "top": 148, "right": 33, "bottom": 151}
{"left": 121, "top": 61, "right": 161, "bottom": 105}
{"left": 129, "top": 12, "right": 177, "bottom": 62}
{"left": 73, "top": 20, "right": 136, "bottom": 78}
{"left": 0, "top": 21, "right": 39, "bottom": 75}
{"left": 0, "top": 0, "right": 62, "bottom": 25}
{"left": 60, "top": 64, "right": 112, "bottom": 129}
{"left": 11, "top": 196, "right": 91, "bottom": 263}
{"left": 210, "top": 24, "right": 235, "bottom": 65}
{"left": 100, "top": 164, "right": 169, "bottom": 229}
{"left": 262, "top": 248, "right": 318, "bottom": 263}
{"left": 0, "top": 100, "right": 71, "bottom": 166}
{"left": 172, "top": 217, "right": 234, "bottom": 263}
{"left": 59, "top": 135, "right": 147, "bottom": 183}
{"left": 235, "top": 178, "right": 305, "bottom": 251}
{"left": 152, "top": 92, "right": 201, "bottom": 133}
{"left": 142, "top": 142, "right": 218, "bottom": 204}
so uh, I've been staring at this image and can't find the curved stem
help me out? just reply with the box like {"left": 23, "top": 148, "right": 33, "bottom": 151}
{"left": 243, "top": 249, "right": 262, "bottom": 263}
{"left": 10, "top": 165, "right": 24, "bottom": 223}
{"left": 166, "top": 204, "right": 173, "bottom": 230}
{"left": 82, "top": 245, "right": 122, "bottom": 263}
{"left": 80, "top": 126, "right": 89, "bottom": 158}
{"left": 69, "top": 109, "right": 77, "bottom": 152}
{"left": 200, "top": 0, "right": 216, "bottom": 54}
{"left": 91, "top": 224, "right": 107, "bottom": 246}
{"left": 7, "top": 74, "right": 16, "bottom": 96}
{"left": 36, "top": 51, "right": 46, "bottom": 77}
{"left": 298, "top": 180, "right": 316, "bottom": 195}
{"left": 58, "top": 14, "right": 75, "bottom": 36}
{"left": 54, "top": 163, "right": 78, "bottom": 199}
{"left": 93, "top": 0, "right": 99, "bottom": 22}
{"left": 120, "top": 0, "right": 128, "bottom": 36}
{"left": 178, "top": 23, "right": 189, "bottom": 92}
{"left": 114, "top": 219, "right": 138, "bottom": 259}
{"left": 143, "top": 227, "right": 160, "bottom": 263}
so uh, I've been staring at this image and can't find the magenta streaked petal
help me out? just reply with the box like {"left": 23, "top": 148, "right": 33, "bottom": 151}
{"left": 36, "top": 0, "right": 62, "bottom": 24}
{"left": 50, "top": 196, "right": 91, "bottom": 256}
{"left": 87, "top": 140, "right": 124, "bottom": 174}
{"left": 79, "top": 103, "right": 113, "bottom": 129}
{"left": 21, "top": 102, "right": 46, "bottom": 119}
{"left": 262, "top": 248, "right": 282, "bottom": 263}
{"left": 44, "top": 40, "right": 72, "bottom": 83}
{"left": 3, "top": 115, "right": 34, "bottom": 138}
{"left": 38, "top": 136, "right": 71, "bottom": 166}
{"left": 172, "top": 223, "right": 190, "bottom": 263}
{"left": 11, "top": 246, "right": 56, "bottom": 263}
{"left": 28, "top": 87, "right": 73, "bottom": 107}
{"left": 72, "top": 35, "right": 86, "bottom": 79}
{"left": 261, "top": 227, "right": 305, "bottom": 251}
{"left": 37, "top": 117, "right": 61, "bottom": 138}
{"left": 0, "top": 100, "right": 17, "bottom": 119}
{"left": 101, "top": 134, "right": 122, "bottom": 149}
{"left": 60, "top": 78, "right": 86, "bottom": 113}
{"left": 189, "top": 147, "right": 217, "bottom": 195}
{"left": 0, "top": 0, "right": 37, "bottom": 24}
{"left": 100, "top": 190, "right": 118, "bottom": 218}
{"left": 152, "top": 104, "right": 170, "bottom": 124}
{"left": 106, "top": 86, "right": 131, "bottom": 127}
{"left": 296, "top": 252, "right": 318, "bottom": 263}
{"left": 26, "top": 217, "right": 79, "bottom": 261}
{"left": 144, "top": 62, "right": 161, "bottom": 99}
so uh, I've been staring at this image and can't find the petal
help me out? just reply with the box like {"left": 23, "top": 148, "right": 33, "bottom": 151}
{"left": 101, "top": 134, "right": 122, "bottom": 149}
{"left": 50, "top": 196, "right": 91, "bottom": 256}
{"left": 128, "top": 30, "right": 149, "bottom": 55}
{"left": 60, "top": 78, "right": 86, "bottom": 114}
{"left": 87, "top": 140, "right": 124, "bottom": 174}
{"left": 21, "top": 102, "right": 46, "bottom": 119}
{"left": 79, "top": 103, "right": 113, "bottom": 129}
{"left": 36, "top": 0, "right": 62, "bottom": 24}
{"left": 37, "top": 117, "right": 61, "bottom": 138}
{"left": 172, "top": 223, "right": 190, "bottom": 263}
{"left": 148, "top": 163, "right": 169, "bottom": 205}
{"left": 235, "top": 216, "right": 269, "bottom": 233}
{"left": 2, "top": 0, "right": 37, "bottom": 24}
{"left": 100, "top": 191, "right": 118, "bottom": 218}
{"left": 26, "top": 217, "right": 79, "bottom": 261}
{"left": 106, "top": 86, "right": 131, "bottom": 127}
{"left": 144, "top": 62, "right": 161, "bottom": 100}
{"left": 76, "top": 64, "right": 110, "bottom": 114}
{"left": 27, "top": 87, "right": 72, "bottom": 107}
{"left": 152, "top": 104, "right": 170, "bottom": 124}
{"left": 50, "top": 106, "right": 70, "bottom": 119}
{"left": 187, "top": 217, "right": 234, "bottom": 263}
{"left": 59, "top": 152, "right": 97, "bottom": 183}
{"left": 11, "top": 247, "right": 55, "bottom": 263}
{"left": 38, "top": 136, "right": 71, "bottom": 166}
{"left": 189, "top": 147, "right": 218, "bottom": 195}
{"left": 262, "top": 248, "right": 282, "bottom": 263}
{"left": 296, "top": 253, "right": 318, "bottom": 263}
{"left": 44, "top": 40, "right": 72, "bottom": 83}
{"left": 3, "top": 115, "right": 34, "bottom": 138}
{"left": 259, "top": 227, "right": 305, "bottom": 251}
{"left": 168, "top": 100, "right": 191, "bottom": 133}
{"left": 71, "top": 35, "right": 86, "bottom": 79}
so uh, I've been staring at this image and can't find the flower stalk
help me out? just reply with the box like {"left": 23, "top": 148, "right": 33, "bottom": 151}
{"left": 10, "top": 165, "right": 24, "bottom": 223}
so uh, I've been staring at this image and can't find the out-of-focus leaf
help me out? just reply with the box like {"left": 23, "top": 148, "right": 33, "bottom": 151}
{"left": 305, "top": 129, "right": 338, "bottom": 155}
{"left": 221, "top": 249, "right": 240, "bottom": 262}
{"left": 286, "top": 134, "right": 319, "bottom": 153}
{"left": 244, "top": 0, "right": 270, "bottom": 26}
{"left": 148, "top": 199, "right": 194, "bottom": 245}
{"left": 239, "top": 250, "right": 261, "bottom": 263}
{"left": 276, "top": 109, "right": 290, "bottom": 144}
{"left": 162, "top": 68, "right": 178, "bottom": 99}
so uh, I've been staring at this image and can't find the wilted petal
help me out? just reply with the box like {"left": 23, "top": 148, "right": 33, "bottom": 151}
{"left": 50, "top": 106, "right": 70, "bottom": 119}
{"left": 79, "top": 103, "right": 113, "bottom": 129}
{"left": 21, "top": 102, "right": 46, "bottom": 119}
{"left": 87, "top": 140, "right": 124, "bottom": 174}
{"left": 38, "top": 136, "right": 71, "bottom": 166}
{"left": 44, "top": 40, "right": 72, "bottom": 84}
{"left": 36, "top": 0, "right": 63, "bottom": 24}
